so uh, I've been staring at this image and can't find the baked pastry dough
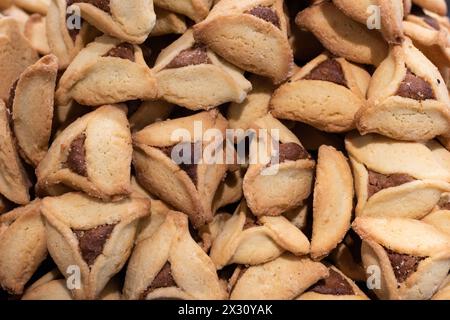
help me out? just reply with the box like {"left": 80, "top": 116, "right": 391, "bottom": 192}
{"left": 0, "top": 17, "right": 38, "bottom": 101}
{"left": 432, "top": 275, "right": 450, "bottom": 299}
{"left": 270, "top": 53, "right": 371, "bottom": 133}
{"left": 129, "top": 100, "right": 174, "bottom": 132}
{"left": 404, "top": 5, "right": 450, "bottom": 70}
{"left": 123, "top": 210, "right": 226, "bottom": 300}
{"left": 243, "top": 114, "right": 315, "bottom": 217}
{"left": 330, "top": 231, "right": 367, "bottom": 282}
{"left": 154, "top": 0, "right": 212, "bottom": 22}
{"left": 1, "top": 5, "right": 29, "bottom": 33}
{"left": 311, "top": 146, "right": 354, "bottom": 260}
{"left": 194, "top": 0, "right": 293, "bottom": 84}
{"left": 36, "top": 105, "right": 132, "bottom": 201}
{"left": 22, "top": 270, "right": 122, "bottom": 300}
{"left": 41, "top": 192, "right": 150, "bottom": 300}
{"left": 332, "top": 0, "right": 405, "bottom": 44}
{"left": 133, "top": 110, "right": 229, "bottom": 228}
{"left": 46, "top": 0, "right": 97, "bottom": 69}
{"left": 0, "top": 100, "right": 31, "bottom": 205}
{"left": 24, "top": 14, "right": 50, "bottom": 55}
{"left": 67, "top": 0, "right": 156, "bottom": 44}
{"left": 211, "top": 168, "right": 243, "bottom": 215}
{"left": 356, "top": 39, "right": 450, "bottom": 141}
{"left": 412, "top": 0, "right": 447, "bottom": 16}
{"left": 14, "top": 0, "right": 50, "bottom": 14}
{"left": 0, "top": 200, "right": 47, "bottom": 295}
{"left": 10, "top": 54, "right": 58, "bottom": 167}
{"left": 229, "top": 254, "right": 329, "bottom": 300}
{"left": 210, "top": 200, "right": 310, "bottom": 269}
{"left": 422, "top": 193, "right": 450, "bottom": 236}
{"left": 153, "top": 29, "right": 251, "bottom": 110}
{"left": 298, "top": 266, "right": 368, "bottom": 300}
{"left": 227, "top": 75, "right": 273, "bottom": 131}
{"left": 353, "top": 216, "right": 450, "bottom": 300}
{"left": 56, "top": 35, "right": 158, "bottom": 106}
{"left": 150, "top": 6, "right": 187, "bottom": 37}
{"left": 346, "top": 133, "right": 450, "bottom": 219}
{"left": 296, "top": 1, "right": 388, "bottom": 66}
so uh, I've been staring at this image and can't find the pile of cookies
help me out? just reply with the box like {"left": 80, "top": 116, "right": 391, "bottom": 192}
{"left": 0, "top": 0, "right": 450, "bottom": 300}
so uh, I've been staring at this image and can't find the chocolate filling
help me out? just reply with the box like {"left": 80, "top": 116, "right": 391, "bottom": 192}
{"left": 103, "top": 43, "right": 135, "bottom": 62}
{"left": 166, "top": 43, "right": 211, "bottom": 69}
{"left": 67, "top": 0, "right": 111, "bottom": 14}
{"left": 73, "top": 224, "right": 115, "bottom": 266}
{"left": 160, "top": 143, "right": 200, "bottom": 186}
{"left": 67, "top": 133, "right": 88, "bottom": 177}
{"left": 310, "top": 269, "right": 355, "bottom": 295}
{"left": 246, "top": 6, "right": 280, "bottom": 28}
{"left": 367, "top": 170, "right": 415, "bottom": 198}
{"left": 438, "top": 199, "right": 450, "bottom": 210}
{"left": 277, "top": 143, "right": 310, "bottom": 164}
{"left": 141, "top": 262, "right": 177, "bottom": 299}
{"left": 396, "top": 70, "right": 435, "bottom": 100}
{"left": 411, "top": 4, "right": 440, "bottom": 30}
{"left": 303, "top": 59, "right": 348, "bottom": 88}
{"left": 385, "top": 248, "right": 424, "bottom": 283}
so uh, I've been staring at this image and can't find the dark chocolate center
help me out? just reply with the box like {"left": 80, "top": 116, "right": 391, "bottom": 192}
{"left": 67, "top": 133, "right": 88, "bottom": 177}
{"left": 385, "top": 248, "right": 424, "bottom": 283}
{"left": 396, "top": 70, "right": 435, "bottom": 101}
{"left": 246, "top": 6, "right": 280, "bottom": 28}
{"left": 73, "top": 224, "right": 116, "bottom": 266}
{"left": 310, "top": 269, "right": 355, "bottom": 295}
{"left": 303, "top": 59, "right": 348, "bottom": 88}
{"left": 166, "top": 43, "right": 211, "bottom": 69}
{"left": 367, "top": 170, "right": 415, "bottom": 198}
{"left": 103, "top": 43, "right": 135, "bottom": 62}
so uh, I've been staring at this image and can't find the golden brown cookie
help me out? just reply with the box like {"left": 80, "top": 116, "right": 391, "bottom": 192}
{"left": 24, "top": 13, "right": 50, "bottom": 55}
{"left": 41, "top": 192, "right": 150, "bottom": 300}
{"left": 296, "top": 1, "right": 388, "bottom": 65}
{"left": 123, "top": 210, "right": 226, "bottom": 300}
{"left": 332, "top": 0, "right": 406, "bottom": 44}
{"left": 133, "top": 110, "right": 230, "bottom": 228}
{"left": 243, "top": 114, "right": 315, "bottom": 217}
{"left": 271, "top": 53, "right": 371, "bottom": 133}
{"left": 36, "top": 105, "right": 133, "bottom": 201}
{"left": 56, "top": 35, "right": 158, "bottom": 106}
{"left": 150, "top": 6, "right": 187, "bottom": 37}
{"left": 153, "top": 29, "right": 251, "bottom": 110}
{"left": 210, "top": 200, "right": 310, "bottom": 269}
{"left": 229, "top": 254, "right": 329, "bottom": 300}
{"left": 129, "top": 100, "right": 174, "bottom": 132}
{"left": 194, "top": 0, "right": 293, "bottom": 84}
{"left": 46, "top": 0, "right": 98, "bottom": 69}
{"left": 67, "top": 0, "right": 156, "bottom": 43}
{"left": 353, "top": 216, "right": 450, "bottom": 300}
{"left": 311, "top": 146, "right": 354, "bottom": 260}
{"left": 404, "top": 5, "right": 450, "bottom": 70}
{"left": 0, "top": 17, "right": 38, "bottom": 101}
{"left": 227, "top": 75, "right": 273, "bottom": 131}
{"left": 0, "top": 200, "right": 47, "bottom": 295}
{"left": 356, "top": 39, "right": 450, "bottom": 141}
{"left": 10, "top": 54, "right": 58, "bottom": 167}
{"left": 0, "top": 100, "right": 31, "bottom": 205}
{"left": 346, "top": 133, "right": 450, "bottom": 219}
